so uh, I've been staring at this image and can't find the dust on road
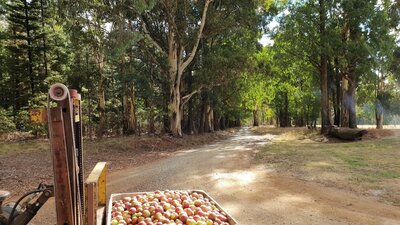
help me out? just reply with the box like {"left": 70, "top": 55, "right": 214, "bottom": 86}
{"left": 32, "top": 128, "right": 400, "bottom": 225}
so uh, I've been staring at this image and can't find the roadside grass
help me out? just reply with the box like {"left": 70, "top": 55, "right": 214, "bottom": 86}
{"left": 254, "top": 126, "right": 400, "bottom": 204}
{"left": 0, "top": 140, "right": 49, "bottom": 155}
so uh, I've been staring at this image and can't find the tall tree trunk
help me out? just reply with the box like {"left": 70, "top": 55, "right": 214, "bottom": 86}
{"left": 214, "top": 114, "right": 221, "bottom": 131}
{"left": 23, "top": 0, "right": 34, "bottom": 94}
{"left": 169, "top": 74, "right": 183, "bottom": 136}
{"left": 187, "top": 97, "right": 195, "bottom": 134}
{"left": 320, "top": 58, "right": 330, "bottom": 132}
{"left": 253, "top": 107, "right": 259, "bottom": 127}
{"left": 85, "top": 52, "right": 93, "bottom": 139}
{"left": 128, "top": 81, "right": 137, "bottom": 133}
{"left": 96, "top": 53, "right": 106, "bottom": 138}
{"left": 284, "top": 92, "right": 289, "bottom": 127}
{"left": 199, "top": 95, "right": 206, "bottom": 133}
{"left": 122, "top": 88, "right": 129, "bottom": 133}
{"left": 148, "top": 104, "right": 156, "bottom": 134}
{"left": 97, "top": 82, "right": 106, "bottom": 138}
{"left": 319, "top": 0, "right": 330, "bottom": 134}
{"left": 122, "top": 82, "right": 137, "bottom": 135}
{"left": 341, "top": 74, "right": 349, "bottom": 127}
{"left": 347, "top": 75, "right": 357, "bottom": 128}
{"left": 334, "top": 58, "right": 341, "bottom": 126}
{"left": 11, "top": 28, "right": 21, "bottom": 122}
{"left": 306, "top": 104, "right": 310, "bottom": 127}
{"left": 206, "top": 104, "right": 214, "bottom": 132}
{"left": 40, "top": 0, "right": 48, "bottom": 79}
{"left": 167, "top": 28, "right": 183, "bottom": 137}
{"left": 163, "top": 86, "right": 170, "bottom": 133}
{"left": 121, "top": 59, "right": 128, "bottom": 134}
{"left": 375, "top": 104, "right": 384, "bottom": 129}
{"left": 375, "top": 75, "right": 384, "bottom": 129}
{"left": 220, "top": 116, "right": 226, "bottom": 130}
{"left": 185, "top": 69, "right": 195, "bottom": 134}
{"left": 142, "top": 0, "right": 211, "bottom": 137}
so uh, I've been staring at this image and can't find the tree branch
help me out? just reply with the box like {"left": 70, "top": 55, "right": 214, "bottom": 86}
{"left": 181, "top": 80, "right": 228, "bottom": 106}
{"left": 181, "top": 0, "right": 213, "bottom": 70}
{"left": 181, "top": 85, "right": 204, "bottom": 106}
{"left": 141, "top": 19, "right": 165, "bottom": 54}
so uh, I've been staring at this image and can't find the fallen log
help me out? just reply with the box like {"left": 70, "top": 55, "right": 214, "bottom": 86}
{"left": 328, "top": 126, "right": 368, "bottom": 141}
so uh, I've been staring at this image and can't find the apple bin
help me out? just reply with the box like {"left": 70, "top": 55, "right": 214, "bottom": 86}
{"left": 107, "top": 190, "right": 239, "bottom": 225}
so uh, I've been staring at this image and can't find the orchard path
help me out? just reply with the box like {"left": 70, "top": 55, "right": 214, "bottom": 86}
{"left": 33, "top": 128, "right": 400, "bottom": 225}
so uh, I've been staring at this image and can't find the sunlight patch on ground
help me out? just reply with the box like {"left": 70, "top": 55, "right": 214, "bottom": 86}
{"left": 215, "top": 154, "right": 238, "bottom": 159}
{"left": 231, "top": 134, "right": 276, "bottom": 142}
{"left": 209, "top": 165, "right": 272, "bottom": 190}
{"left": 271, "top": 194, "right": 314, "bottom": 206}
{"left": 255, "top": 141, "right": 270, "bottom": 145}
{"left": 212, "top": 171, "right": 257, "bottom": 189}
{"left": 233, "top": 146, "right": 247, "bottom": 150}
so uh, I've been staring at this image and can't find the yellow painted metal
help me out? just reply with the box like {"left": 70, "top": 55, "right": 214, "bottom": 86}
{"left": 85, "top": 162, "right": 107, "bottom": 225}
{"left": 29, "top": 108, "right": 47, "bottom": 123}
{"left": 73, "top": 98, "right": 80, "bottom": 122}
{"left": 97, "top": 164, "right": 107, "bottom": 206}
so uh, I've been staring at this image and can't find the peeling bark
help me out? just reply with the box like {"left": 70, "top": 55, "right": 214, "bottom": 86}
{"left": 144, "top": 0, "right": 212, "bottom": 137}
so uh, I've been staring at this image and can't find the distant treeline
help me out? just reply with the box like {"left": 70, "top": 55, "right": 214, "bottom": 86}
{"left": 0, "top": 0, "right": 399, "bottom": 138}
{"left": 0, "top": 0, "right": 266, "bottom": 137}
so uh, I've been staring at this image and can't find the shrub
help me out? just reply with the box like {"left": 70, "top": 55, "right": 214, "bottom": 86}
{"left": 0, "top": 107, "right": 16, "bottom": 134}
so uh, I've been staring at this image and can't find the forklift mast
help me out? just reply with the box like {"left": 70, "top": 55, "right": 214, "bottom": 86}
{"left": 48, "top": 83, "right": 85, "bottom": 225}
{"left": 0, "top": 83, "right": 106, "bottom": 225}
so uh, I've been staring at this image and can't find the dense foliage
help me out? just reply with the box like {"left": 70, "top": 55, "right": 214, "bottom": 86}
{"left": 0, "top": 0, "right": 399, "bottom": 137}
{"left": 0, "top": 0, "right": 267, "bottom": 136}
{"left": 258, "top": 0, "right": 400, "bottom": 130}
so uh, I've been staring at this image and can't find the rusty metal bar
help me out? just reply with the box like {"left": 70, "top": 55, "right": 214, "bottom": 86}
{"left": 49, "top": 107, "right": 74, "bottom": 225}
{"left": 49, "top": 84, "right": 84, "bottom": 225}
{"left": 61, "top": 96, "right": 82, "bottom": 225}
{"left": 71, "top": 90, "right": 85, "bottom": 220}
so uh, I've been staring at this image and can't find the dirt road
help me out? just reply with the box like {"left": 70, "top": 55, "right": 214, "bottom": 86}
{"left": 33, "top": 128, "right": 400, "bottom": 224}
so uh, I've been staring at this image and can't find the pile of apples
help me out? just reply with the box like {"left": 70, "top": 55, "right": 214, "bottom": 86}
{"left": 110, "top": 190, "right": 230, "bottom": 225}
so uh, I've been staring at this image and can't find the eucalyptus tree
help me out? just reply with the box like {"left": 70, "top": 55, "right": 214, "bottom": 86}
{"left": 367, "top": 0, "right": 398, "bottom": 128}
{"left": 138, "top": 0, "right": 264, "bottom": 136}
{"left": 136, "top": 0, "right": 213, "bottom": 136}
{"left": 241, "top": 48, "right": 271, "bottom": 126}
{"left": 273, "top": 0, "right": 332, "bottom": 132}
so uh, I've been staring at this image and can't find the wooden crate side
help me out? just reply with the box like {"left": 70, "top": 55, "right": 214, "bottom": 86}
{"left": 86, "top": 162, "right": 107, "bottom": 206}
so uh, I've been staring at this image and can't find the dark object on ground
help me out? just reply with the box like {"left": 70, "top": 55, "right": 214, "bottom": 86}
{"left": 328, "top": 126, "right": 368, "bottom": 140}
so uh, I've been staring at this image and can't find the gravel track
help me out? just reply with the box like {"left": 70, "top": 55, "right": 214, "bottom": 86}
{"left": 32, "top": 128, "right": 400, "bottom": 224}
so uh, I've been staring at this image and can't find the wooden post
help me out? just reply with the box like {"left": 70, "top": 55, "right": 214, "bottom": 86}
{"left": 85, "top": 162, "right": 107, "bottom": 225}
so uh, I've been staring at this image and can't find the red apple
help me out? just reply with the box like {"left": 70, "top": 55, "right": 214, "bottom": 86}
{"left": 179, "top": 213, "right": 188, "bottom": 223}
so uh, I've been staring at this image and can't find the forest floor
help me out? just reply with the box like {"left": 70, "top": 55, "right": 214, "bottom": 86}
{"left": 0, "top": 129, "right": 237, "bottom": 197}
{"left": 1, "top": 127, "right": 400, "bottom": 224}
